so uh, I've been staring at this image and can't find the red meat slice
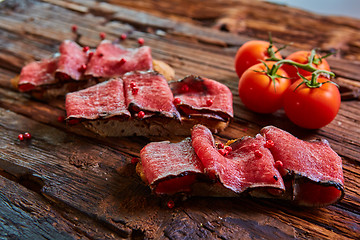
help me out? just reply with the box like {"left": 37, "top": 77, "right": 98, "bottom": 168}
{"left": 65, "top": 78, "right": 130, "bottom": 120}
{"left": 191, "top": 125, "right": 285, "bottom": 195}
{"left": 140, "top": 138, "right": 204, "bottom": 195}
{"left": 56, "top": 40, "right": 88, "bottom": 81}
{"left": 170, "top": 76, "right": 233, "bottom": 121}
{"left": 18, "top": 58, "right": 59, "bottom": 92}
{"left": 260, "top": 126, "right": 344, "bottom": 207}
{"left": 123, "top": 71, "right": 180, "bottom": 120}
{"left": 85, "top": 40, "right": 153, "bottom": 78}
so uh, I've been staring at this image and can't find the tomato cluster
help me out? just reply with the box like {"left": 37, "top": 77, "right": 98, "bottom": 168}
{"left": 235, "top": 40, "right": 340, "bottom": 129}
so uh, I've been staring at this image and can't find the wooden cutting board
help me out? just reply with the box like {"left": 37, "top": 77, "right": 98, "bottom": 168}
{"left": 0, "top": 0, "right": 359, "bottom": 239}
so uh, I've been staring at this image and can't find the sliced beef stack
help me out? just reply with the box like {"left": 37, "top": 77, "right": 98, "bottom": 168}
{"left": 65, "top": 72, "right": 233, "bottom": 136}
{"left": 138, "top": 125, "right": 344, "bottom": 207}
{"left": 16, "top": 40, "right": 153, "bottom": 98}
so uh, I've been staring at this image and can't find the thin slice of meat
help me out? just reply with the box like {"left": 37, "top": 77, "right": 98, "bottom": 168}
{"left": 85, "top": 40, "right": 153, "bottom": 78}
{"left": 191, "top": 125, "right": 285, "bottom": 196}
{"left": 123, "top": 71, "right": 180, "bottom": 120}
{"left": 170, "top": 76, "right": 233, "bottom": 121}
{"left": 260, "top": 126, "right": 344, "bottom": 207}
{"left": 139, "top": 137, "right": 204, "bottom": 195}
{"left": 56, "top": 40, "right": 88, "bottom": 81}
{"left": 65, "top": 78, "right": 131, "bottom": 120}
{"left": 18, "top": 58, "right": 59, "bottom": 92}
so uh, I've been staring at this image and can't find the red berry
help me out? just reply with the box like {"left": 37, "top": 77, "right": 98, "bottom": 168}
{"left": 206, "top": 99, "right": 213, "bottom": 107}
{"left": 181, "top": 84, "right": 189, "bottom": 92}
{"left": 274, "top": 160, "right": 283, "bottom": 169}
{"left": 99, "top": 32, "right": 106, "bottom": 40}
{"left": 88, "top": 51, "right": 94, "bottom": 58}
{"left": 217, "top": 143, "right": 224, "bottom": 149}
{"left": 132, "top": 87, "right": 139, "bottom": 95}
{"left": 131, "top": 157, "right": 139, "bottom": 164}
{"left": 18, "top": 134, "right": 24, "bottom": 141}
{"left": 118, "top": 58, "right": 126, "bottom": 65}
{"left": 120, "top": 33, "right": 127, "bottom": 40}
{"left": 130, "top": 82, "right": 136, "bottom": 88}
{"left": 57, "top": 116, "right": 65, "bottom": 122}
{"left": 225, "top": 146, "right": 232, "bottom": 152}
{"left": 71, "top": 24, "right": 78, "bottom": 33}
{"left": 173, "top": 98, "right": 181, "bottom": 105}
{"left": 24, "top": 132, "right": 31, "bottom": 140}
{"left": 137, "top": 111, "right": 145, "bottom": 119}
{"left": 218, "top": 149, "right": 227, "bottom": 156}
{"left": 254, "top": 150, "right": 263, "bottom": 158}
{"left": 167, "top": 200, "right": 175, "bottom": 209}
{"left": 78, "top": 64, "right": 87, "bottom": 72}
{"left": 82, "top": 46, "right": 90, "bottom": 52}
{"left": 265, "top": 140, "right": 274, "bottom": 148}
{"left": 137, "top": 38, "right": 144, "bottom": 45}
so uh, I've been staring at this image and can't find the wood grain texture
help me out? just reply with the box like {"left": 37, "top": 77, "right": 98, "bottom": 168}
{"left": 0, "top": 0, "right": 359, "bottom": 239}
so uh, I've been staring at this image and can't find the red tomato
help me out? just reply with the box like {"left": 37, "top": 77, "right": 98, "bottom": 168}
{"left": 234, "top": 40, "right": 282, "bottom": 78}
{"left": 283, "top": 77, "right": 340, "bottom": 129}
{"left": 238, "top": 62, "right": 291, "bottom": 114}
{"left": 282, "top": 51, "right": 331, "bottom": 82}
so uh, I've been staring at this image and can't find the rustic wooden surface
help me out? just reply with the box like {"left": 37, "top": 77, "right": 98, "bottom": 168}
{"left": 0, "top": 0, "right": 359, "bottom": 239}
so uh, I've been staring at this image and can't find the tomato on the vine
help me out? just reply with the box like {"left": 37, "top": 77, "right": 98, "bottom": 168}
{"left": 234, "top": 40, "right": 282, "bottom": 78}
{"left": 283, "top": 76, "right": 340, "bottom": 129}
{"left": 238, "top": 62, "right": 291, "bottom": 114}
{"left": 281, "top": 51, "right": 331, "bottom": 82}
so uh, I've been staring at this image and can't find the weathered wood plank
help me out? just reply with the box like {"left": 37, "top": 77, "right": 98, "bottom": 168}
{"left": 0, "top": 0, "right": 359, "bottom": 239}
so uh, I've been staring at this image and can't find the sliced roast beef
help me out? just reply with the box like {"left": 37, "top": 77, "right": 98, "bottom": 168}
{"left": 260, "top": 126, "right": 344, "bottom": 207}
{"left": 139, "top": 138, "right": 204, "bottom": 195}
{"left": 191, "top": 125, "right": 285, "bottom": 196}
{"left": 170, "top": 76, "right": 233, "bottom": 122}
{"left": 18, "top": 58, "right": 59, "bottom": 92}
{"left": 85, "top": 40, "right": 153, "bottom": 78}
{"left": 56, "top": 40, "right": 89, "bottom": 81}
{"left": 65, "top": 78, "right": 130, "bottom": 120}
{"left": 123, "top": 71, "right": 180, "bottom": 120}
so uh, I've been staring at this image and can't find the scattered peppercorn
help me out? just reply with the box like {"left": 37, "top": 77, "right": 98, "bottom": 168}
{"left": 206, "top": 99, "right": 213, "bottom": 107}
{"left": 173, "top": 98, "right": 181, "bottom": 105}
{"left": 71, "top": 24, "right": 78, "bottom": 33}
{"left": 217, "top": 143, "right": 224, "bottom": 149}
{"left": 18, "top": 134, "right": 24, "bottom": 141}
{"left": 254, "top": 150, "right": 263, "bottom": 158}
{"left": 78, "top": 64, "right": 87, "bottom": 72}
{"left": 57, "top": 116, "right": 65, "bottom": 122}
{"left": 132, "top": 87, "right": 139, "bottom": 95}
{"left": 24, "top": 132, "right": 31, "bottom": 140}
{"left": 265, "top": 140, "right": 274, "bottom": 148}
{"left": 99, "top": 32, "right": 106, "bottom": 40}
{"left": 120, "top": 33, "right": 127, "bottom": 40}
{"left": 82, "top": 46, "right": 90, "bottom": 52}
{"left": 167, "top": 200, "right": 175, "bottom": 209}
{"left": 137, "top": 37, "right": 144, "bottom": 45}
{"left": 137, "top": 111, "right": 145, "bottom": 119}
{"left": 225, "top": 146, "right": 232, "bottom": 152}
{"left": 131, "top": 157, "right": 139, "bottom": 164}
{"left": 181, "top": 84, "right": 189, "bottom": 92}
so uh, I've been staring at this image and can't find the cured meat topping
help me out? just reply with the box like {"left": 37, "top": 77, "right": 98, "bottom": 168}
{"left": 123, "top": 71, "right": 180, "bottom": 120}
{"left": 85, "top": 40, "right": 153, "bottom": 78}
{"left": 56, "top": 40, "right": 88, "bottom": 81}
{"left": 66, "top": 78, "right": 130, "bottom": 120}
{"left": 170, "top": 76, "right": 233, "bottom": 120}
{"left": 191, "top": 124, "right": 284, "bottom": 194}
{"left": 261, "top": 126, "right": 344, "bottom": 206}
{"left": 18, "top": 58, "right": 59, "bottom": 92}
{"left": 140, "top": 138, "right": 203, "bottom": 194}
